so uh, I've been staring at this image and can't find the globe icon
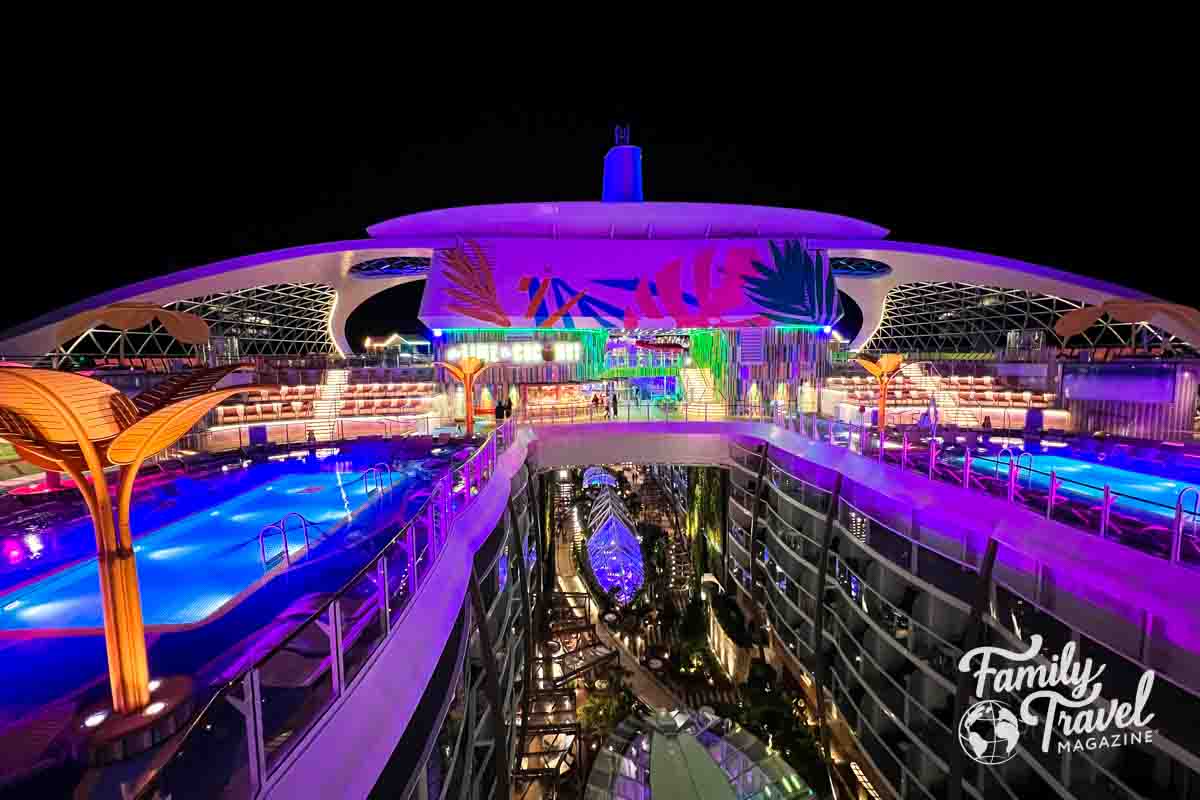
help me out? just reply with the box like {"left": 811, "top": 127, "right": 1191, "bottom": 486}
{"left": 958, "top": 700, "right": 1021, "bottom": 764}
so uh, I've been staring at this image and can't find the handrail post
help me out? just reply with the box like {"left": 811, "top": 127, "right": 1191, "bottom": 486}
{"left": 928, "top": 439, "right": 938, "bottom": 480}
{"left": 377, "top": 554, "right": 390, "bottom": 629}
{"left": 1099, "top": 484, "right": 1112, "bottom": 538}
{"left": 407, "top": 521, "right": 418, "bottom": 588}
{"left": 329, "top": 601, "right": 346, "bottom": 696}
{"left": 1047, "top": 469, "right": 1059, "bottom": 519}
{"left": 901, "top": 431, "right": 910, "bottom": 470}
{"left": 1007, "top": 457, "right": 1017, "bottom": 502}
{"left": 963, "top": 448, "right": 973, "bottom": 488}
{"left": 1172, "top": 487, "right": 1199, "bottom": 564}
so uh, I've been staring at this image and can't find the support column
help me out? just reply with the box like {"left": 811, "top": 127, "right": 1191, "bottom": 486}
{"left": 469, "top": 566, "right": 510, "bottom": 799}
{"left": 508, "top": 498, "right": 535, "bottom": 761}
{"left": 810, "top": 472, "right": 844, "bottom": 800}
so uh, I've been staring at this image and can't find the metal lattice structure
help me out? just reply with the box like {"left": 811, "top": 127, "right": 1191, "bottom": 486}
{"left": 863, "top": 281, "right": 1195, "bottom": 355}
{"left": 52, "top": 282, "right": 337, "bottom": 361}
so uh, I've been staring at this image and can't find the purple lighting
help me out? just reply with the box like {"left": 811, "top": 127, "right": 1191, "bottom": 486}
{"left": 586, "top": 487, "right": 643, "bottom": 605}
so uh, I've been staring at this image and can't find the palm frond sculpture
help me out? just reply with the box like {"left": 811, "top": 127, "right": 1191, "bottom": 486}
{"left": 853, "top": 354, "right": 904, "bottom": 433}
{"left": 743, "top": 241, "right": 842, "bottom": 326}
{"left": 1055, "top": 300, "right": 1200, "bottom": 347}
{"left": 441, "top": 240, "right": 512, "bottom": 327}
{"left": 0, "top": 367, "right": 268, "bottom": 713}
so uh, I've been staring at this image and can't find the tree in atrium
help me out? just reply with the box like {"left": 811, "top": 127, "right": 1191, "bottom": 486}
{"left": 578, "top": 663, "right": 637, "bottom": 743}
{"left": 719, "top": 660, "right": 828, "bottom": 789}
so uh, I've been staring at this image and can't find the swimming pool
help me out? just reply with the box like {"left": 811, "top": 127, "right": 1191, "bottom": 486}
{"left": 0, "top": 445, "right": 436, "bottom": 632}
{"left": 955, "top": 452, "right": 1200, "bottom": 522}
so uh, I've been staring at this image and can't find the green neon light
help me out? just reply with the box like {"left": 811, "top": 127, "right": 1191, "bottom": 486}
{"left": 435, "top": 327, "right": 611, "bottom": 336}
{"left": 602, "top": 366, "right": 681, "bottom": 379}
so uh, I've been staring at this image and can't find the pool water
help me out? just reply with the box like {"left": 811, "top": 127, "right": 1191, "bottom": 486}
{"left": 0, "top": 449, "right": 422, "bottom": 632}
{"left": 956, "top": 453, "right": 1200, "bottom": 522}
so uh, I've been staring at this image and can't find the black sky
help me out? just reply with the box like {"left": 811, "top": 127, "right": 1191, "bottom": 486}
{"left": 16, "top": 107, "right": 1187, "bottom": 348}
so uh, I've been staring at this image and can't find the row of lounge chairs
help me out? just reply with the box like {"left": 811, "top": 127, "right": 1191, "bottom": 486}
{"left": 339, "top": 398, "right": 432, "bottom": 416}
{"left": 215, "top": 402, "right": 315, "bottom": 425}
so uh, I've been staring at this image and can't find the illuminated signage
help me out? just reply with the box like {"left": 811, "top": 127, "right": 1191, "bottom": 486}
{"left": 445, "top": 340, "right": 582, "bottom": 364}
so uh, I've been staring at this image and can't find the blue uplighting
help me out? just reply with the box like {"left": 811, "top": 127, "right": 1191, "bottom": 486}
{"left": 583, "top": 466, "right": 619, "bottom": 489}
{"left": 586, "top": 488, "right": 643, "bottom": 605}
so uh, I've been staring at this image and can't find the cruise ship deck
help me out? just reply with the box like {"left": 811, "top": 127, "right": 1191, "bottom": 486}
{"left": 1, "top": 131, "right": 1197, "bottom": 800}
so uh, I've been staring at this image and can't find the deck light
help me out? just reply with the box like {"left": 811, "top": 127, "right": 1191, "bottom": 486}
{"left": 144, "top": 701, "right": 167, "bottom": 717}
{"left": 83, "top": 711, "right": 110, "bottom": 728}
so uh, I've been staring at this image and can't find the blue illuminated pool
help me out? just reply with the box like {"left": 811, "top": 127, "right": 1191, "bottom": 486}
{"left": 0, "top": 445, "right": 439, "bottom": 632}
{"left": 955, "top": 453, "right": 1200, "bottom": 522}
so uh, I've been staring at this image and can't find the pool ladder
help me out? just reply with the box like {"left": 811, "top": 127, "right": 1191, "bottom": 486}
{"left": 259, "top": 512, "right": 322, "bottom": 569}
{"left": 353, "top": 462, "right": 395, "bottom": 496}
{"left": 1173, "top": 487, "right": 1200, "bottom": 563}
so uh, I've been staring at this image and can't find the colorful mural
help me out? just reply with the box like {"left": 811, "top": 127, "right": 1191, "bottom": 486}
{"left": 420, "top": 238, "right": 842, "bottom": 330}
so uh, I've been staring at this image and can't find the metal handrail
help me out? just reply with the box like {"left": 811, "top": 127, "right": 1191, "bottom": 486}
{"left": 259, "top": 522, "right": 290, "bottom": 568}
{"left": 1014, "top": 452, "right": 1035, "bottom": 488}
{"left": 258, "top": 511, "right": 323, "bottom": 567}
{"left": 1173, "top": 487, "right": 1200, "bottom": 563}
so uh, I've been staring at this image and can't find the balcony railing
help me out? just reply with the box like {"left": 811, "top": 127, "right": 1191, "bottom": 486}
{"left": 518, "top": 402, "right": 1200, "bottom": 570}
{"left": 133, "top": 419, "right": 518, "bottom": 799}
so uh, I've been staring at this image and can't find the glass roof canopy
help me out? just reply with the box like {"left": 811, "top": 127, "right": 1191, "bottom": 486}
{"left": 586, "top": 709, "right": 813, "bottom": 800}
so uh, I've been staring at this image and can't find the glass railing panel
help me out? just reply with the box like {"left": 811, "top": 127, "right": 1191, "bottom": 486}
{"left": 915, "top": 547, "right": 977, "bottom": 606}
{"left": 341, "top": 568, "right": 389, "bottom": 686}
{"left": 385, "top": 536, "right": 413, "bottom": 624}
{"left": 149, "top": 683, "right": 253, "bottom": 800}
{"left": 992, "top": 585, "right": 1072, "bottom": 658}
{"left": 859, "top": 726, "right": 904, "bottom": 795}
{"left": 260, "top": 612, "right": 339, "bottom": 772}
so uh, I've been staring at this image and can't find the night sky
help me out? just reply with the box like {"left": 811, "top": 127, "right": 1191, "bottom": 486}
{"left": 17, "top": 109, "right": 1184, "bottom": 349}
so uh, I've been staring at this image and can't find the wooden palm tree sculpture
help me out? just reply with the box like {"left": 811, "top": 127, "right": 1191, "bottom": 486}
{"left": 55, "top": 301, "right": 212, "bottom": 366}
{"left": 0, "top": 367, "right": 266, "bottom": 714}
{"left": 1054, "top": 300, "right": 1200, "bottom": 348}
{"left": 436, "top": 356, "right": 497, "bottom": 438}
{"left": 853, "top": 354, "right": 905, "bottom": 434}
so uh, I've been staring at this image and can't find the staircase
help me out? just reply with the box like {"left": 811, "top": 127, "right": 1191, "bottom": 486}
{"left": 680, "top": 368, "right": 726, "bottom": 419}
{"left": 307, "top": 368, "right": 347, "bottom": 441}
{"left": 132, "top": 364, "right": 245, "bottom": 416}
{"left": 899, "top": 362, "right": 981, "bottom": 427}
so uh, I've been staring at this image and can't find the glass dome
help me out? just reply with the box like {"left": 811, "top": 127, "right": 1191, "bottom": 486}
{"left": 585, "top": 709, "right": 813, "bottom": 800}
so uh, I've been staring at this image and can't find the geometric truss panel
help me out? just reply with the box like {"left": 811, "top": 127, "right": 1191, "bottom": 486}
{"left": 51, "top": 282, "right": 337, "bottom": 362}
{"left": 862, "top": 281, "right": 1196, "bottom": 356}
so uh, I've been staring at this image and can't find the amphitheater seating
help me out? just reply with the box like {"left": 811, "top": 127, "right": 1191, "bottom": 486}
{"left": 215, "top": 400, "right": 313, "bottom": 426}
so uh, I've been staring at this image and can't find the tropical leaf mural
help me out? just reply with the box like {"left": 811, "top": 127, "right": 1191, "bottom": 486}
{"left": 519, "top": 274, "right": 627, "bottom": 328}
{"left": 441, "top": 240, "right": 511, "bottom": 326}
{"left": 743, "top": 240, "right": 842, "bottom": 326}
{"left": 598, "top": 247, "right": 765, "bottom": 328}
